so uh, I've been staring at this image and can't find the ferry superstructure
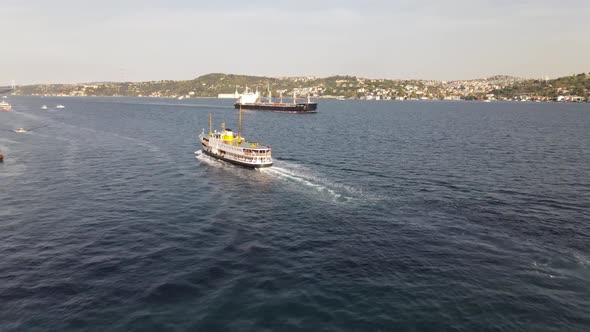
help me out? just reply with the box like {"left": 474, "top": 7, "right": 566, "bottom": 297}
{"left": 198, "top": 107, "right": 272, "bottom": 168}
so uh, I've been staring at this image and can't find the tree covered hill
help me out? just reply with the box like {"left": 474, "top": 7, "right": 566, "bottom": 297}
{"left": 13, "top": 72, "right": 590, "bottom": 101}
{"left": 16, "top": 73, "right": 325, "bottom": 98}
{"left": 491, "top": 73, "right": 590, "bottom": 99}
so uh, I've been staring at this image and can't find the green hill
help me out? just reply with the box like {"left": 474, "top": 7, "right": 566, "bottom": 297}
{"left": 491, "top": 73, "right": 590, "bottom": 99}
{"left": 13, "top": 72, "right": 590, "bottom": 101}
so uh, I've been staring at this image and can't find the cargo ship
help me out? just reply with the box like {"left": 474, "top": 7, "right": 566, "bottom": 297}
{"left": 234, "top": 87, "right": 317, "bottom": 113}
{"left": 198, "top": 106, "right": 273, "bottom": 168}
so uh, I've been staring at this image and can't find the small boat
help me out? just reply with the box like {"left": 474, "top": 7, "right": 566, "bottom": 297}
{"left": 56, "top": 104, "right": 65, "bottom": 109}
{"left": 198, "top": 107, "right": 273, "bottom": 168}
{"left": 41, "top": 105, "right": 48, "bottom": 110}
{"left": 0, "top": 149, "right": 4, "bottom": 162}
{"left": 0, "top": 100, "right": 12, "bottom": 111}
{"left": 13, "top": 128, "right": 27, "bottom": 133}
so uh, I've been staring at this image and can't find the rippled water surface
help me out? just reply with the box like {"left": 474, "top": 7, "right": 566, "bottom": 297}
{"left": 1, "top": 97, "right": 589, "bottom": 331}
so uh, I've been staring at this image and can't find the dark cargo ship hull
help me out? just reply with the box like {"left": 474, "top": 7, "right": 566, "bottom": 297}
{"left": 234, "top": 102, "right": 318, "bottom": 113}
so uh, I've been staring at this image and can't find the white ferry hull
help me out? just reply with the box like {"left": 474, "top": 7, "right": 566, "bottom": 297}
{"left": 201, "top": 146, "right": 273, "bottom": 168}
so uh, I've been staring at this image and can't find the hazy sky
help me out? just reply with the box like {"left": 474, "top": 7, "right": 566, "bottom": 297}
{"left": 2, "top": 0, "right": 589, "bottom": 84}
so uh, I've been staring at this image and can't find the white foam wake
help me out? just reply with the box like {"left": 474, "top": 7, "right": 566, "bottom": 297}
{"left": 574, "top": 252, "right": 590, "bottom": 268}
{"left": 261, "top": 165, "right": 354, "bottom": 203}
{"left": 195, "top": 150, "right": 230, "bottom": 168}
{"left": 195, "top": 155, "right": 374, "bottom": 204}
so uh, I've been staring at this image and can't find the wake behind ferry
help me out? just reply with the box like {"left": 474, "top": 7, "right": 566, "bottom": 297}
{"left": 198, "top": 108, "right": 273, "bottom": 168}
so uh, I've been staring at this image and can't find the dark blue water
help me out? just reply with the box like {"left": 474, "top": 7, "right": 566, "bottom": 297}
{"left": 1, "top": 97, "right": 589, "bottom": 331}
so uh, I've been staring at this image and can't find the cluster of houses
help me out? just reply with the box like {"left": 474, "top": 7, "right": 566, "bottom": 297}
{"left": 287, "top": 76, "right": 589, "bottom": 102}
{"left": 279, "top": 76, "right": 525, "bottom": 101}
{"left": 14, "top": 74, "right": 589, "bottom": 102}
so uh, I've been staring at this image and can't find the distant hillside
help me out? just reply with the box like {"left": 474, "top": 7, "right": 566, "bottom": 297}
{"left": 13, "top": 72, "right": 590, "bottom": 101}
{"left": 15, "top": 73, "right": 324, "bottom": 98}
{"left": 16, "top": 73, "right": 421, "bottom": 99}
{"left": 491, "top": 73, "right": 590, "bottom": 99}
{"left": 482, "top": 75, "right": 524, "bottom": 84}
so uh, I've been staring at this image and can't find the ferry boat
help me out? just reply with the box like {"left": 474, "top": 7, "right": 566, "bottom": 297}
{"left": 56, "top": 104, "right": 65, "bottom": 109}
{"left": 234, "top": 87, "right": 317, "bottom": 113}
{"left": 0, "top": 100, "right": 12, "bottom": 111}
{"left": 198, "top": 107, "right": 273, "bottom": 168}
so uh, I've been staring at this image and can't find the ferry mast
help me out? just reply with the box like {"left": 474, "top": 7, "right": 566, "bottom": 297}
{"left": 208, "top": 113, "right": 212, "bottom": 136}
{"left": 238, "top": 104, "right": 243, "bottom": 143}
